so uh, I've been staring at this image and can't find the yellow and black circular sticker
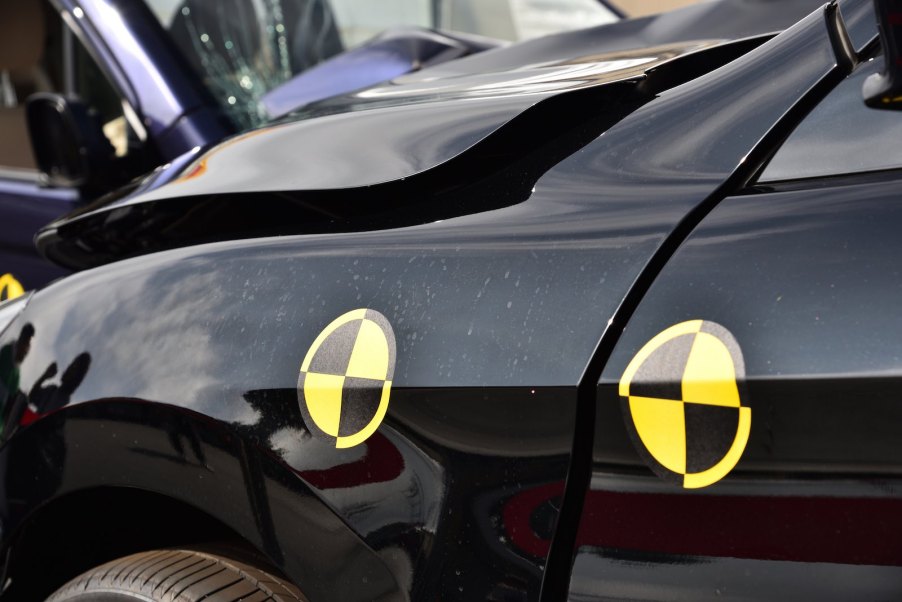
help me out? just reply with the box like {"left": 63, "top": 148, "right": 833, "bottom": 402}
{"left": 298, "top": 309, "right": 396, "bottom": 449}
{"left": 620, "top": 320, "right": 751, "bottom": 489}
{"left": 0, "top": 274, "right": 24, "bottom": 301}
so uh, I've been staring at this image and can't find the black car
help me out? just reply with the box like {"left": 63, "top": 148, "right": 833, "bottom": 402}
{"left": 1, "top": 0, "right": 901, "bottom": 600}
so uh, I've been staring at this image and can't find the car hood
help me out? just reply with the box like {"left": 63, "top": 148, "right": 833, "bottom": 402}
{"left": 38, "top": 0, "right": 829, "bottom": 269}
{"left": 92, "top": 38, "right": 720, "bottom": 199}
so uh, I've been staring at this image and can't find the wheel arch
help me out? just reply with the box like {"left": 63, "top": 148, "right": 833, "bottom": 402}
{"left": 3, "top": 486, "right": 255, "bottom": 600}
{"left": 0, "top": 399, "right": 403, "bottom": 602}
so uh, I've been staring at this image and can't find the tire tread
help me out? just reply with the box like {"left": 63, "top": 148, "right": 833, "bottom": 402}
{"left": 47, "top": 549, "right": 307, "bottom": 602}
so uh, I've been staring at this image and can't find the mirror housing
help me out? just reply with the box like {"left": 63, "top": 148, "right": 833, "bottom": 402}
{"left": 863, "top": 0, "right": 902, "bottom": 109}
{"left": 25, "top": 93, "right": 116, "bottom": 190}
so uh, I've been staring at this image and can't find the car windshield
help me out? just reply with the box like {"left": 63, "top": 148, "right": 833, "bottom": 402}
{"left": 143, "top": 0, "right": 619, "bottom": 129}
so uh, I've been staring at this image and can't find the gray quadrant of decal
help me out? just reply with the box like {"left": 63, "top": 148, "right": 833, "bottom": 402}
{"left": 308, "top": 319, "right": 363, "bottom": 375}
{"left": 339, "top": 377, "right": 384, "bottom": 436}
{"left": 629, "top": 334, "right": 695, "bottom": 401}
{"left": 684, "top": 403, "right": 739, "bottom": 473}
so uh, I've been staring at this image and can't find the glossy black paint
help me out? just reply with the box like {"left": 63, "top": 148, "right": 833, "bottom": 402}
{"left": 1, "top": 401, "right": 405, "bottom": 601}
{"left": 760, "top": 56, "right": 902, "bottom": 181}
{"left": 567, "top": 3, "right": 898, "bottom": 599}
{"left": 0, "top": 240, "right": 582, "bottom": 599}
{"left": 841, "top": 0, "right": 879, "bottom": 52}
{"left": 4, "top": 1, "right": 898, "bottom": 601}
{"left": 38, "top": 78, "right": 650, "bottom": 268}
{"left": 0, "top": 5, "right": 874, "bottom": 601}
{"left": 573, "top": 175, "right": 902, "bottom": 599}
{"left": 543, "top": 4, "right": 860, "bottom": 597}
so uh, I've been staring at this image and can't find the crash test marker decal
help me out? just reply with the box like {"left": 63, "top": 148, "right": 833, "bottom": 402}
{"left": 0, "top": 274, "right": 24, "bottom": 301}
{"left": 619, "top": 320, "right": 750, "bottom": 489}
{"left": 298, "top": 309, "right": 396, "bottom": 448}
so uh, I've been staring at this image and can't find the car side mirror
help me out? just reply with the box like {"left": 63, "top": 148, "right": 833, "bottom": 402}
{"left": 25, "top": 93, "right": 116, "bottom": 191}
{"left": 863, "top": 0, "right": 902, "bottom": 109}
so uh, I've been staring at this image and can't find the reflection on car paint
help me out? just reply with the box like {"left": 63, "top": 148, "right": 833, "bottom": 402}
{"left": 0, "top": 323, "right": 34, "bottom": 432}
{"left": 0, "top": 322, "right": 92, "bottom": 441}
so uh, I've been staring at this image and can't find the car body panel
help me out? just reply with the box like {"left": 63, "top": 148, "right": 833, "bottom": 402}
{"left": 568, "top": 4, "right": 902, "bottom": 597}
{"left": 573, "top": 175, "right": 902, "bottom": 600}
{"left": 0, "top": 4, "right": 874, "bottom": 601}
{"left": 1, "top": 401, "right": 407, "bottom": 601}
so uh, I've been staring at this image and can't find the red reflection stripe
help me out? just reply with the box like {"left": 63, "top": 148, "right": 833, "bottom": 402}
{"left": 576, "top": 489, "right": 902, "bottom": 566}
{"left": 298, "top": 433, "right": 404, "bottom": 490}
{"left": 502, "top": 481, "right": 565, "bottom": 558}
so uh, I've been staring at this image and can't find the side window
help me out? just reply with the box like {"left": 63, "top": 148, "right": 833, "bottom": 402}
{"left": 0, "top": 0, "right": 129, "bottom": 176}
{"left": 758, "top": 55, "right": 902, "bottom": 182}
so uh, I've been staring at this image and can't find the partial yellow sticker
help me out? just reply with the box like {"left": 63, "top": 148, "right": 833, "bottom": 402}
{"left": 0, "top": 274, "right": 25, "bottom": 301}
{"left": 298, "top": 309, "right": 396, "bottom": 448}
{"left": 619, "top": 320, "right": 751, "bottom": 489}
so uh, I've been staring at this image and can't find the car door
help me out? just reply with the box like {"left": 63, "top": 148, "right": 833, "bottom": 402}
{"left": 0, "top": 0, "right": 74, "bottom": 295}
{"left": 0, "top": 0, "right": 138, "bottom": 295}
{"left": 568, "top": 47, "right": 902, "bottom": 601}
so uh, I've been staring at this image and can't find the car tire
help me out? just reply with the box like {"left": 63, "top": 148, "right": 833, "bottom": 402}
{"left": 47, "top": 548, "right": 308, "bottom": 601}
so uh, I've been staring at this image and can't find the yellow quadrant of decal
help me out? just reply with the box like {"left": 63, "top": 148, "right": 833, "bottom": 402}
{"left": 629, "top": 395, "right": 686, "bottom": 474}
{"left": 681, "top": 332, "right": 740, "bottom": 407}
{"left": 345, "top": 319, "right": 390, "bottom": 381}
{"left": 303, "top": 372, "right": 345, "bottom": 437}
{"left": 684, "top": 406, "right": 751, "bottom": 489}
